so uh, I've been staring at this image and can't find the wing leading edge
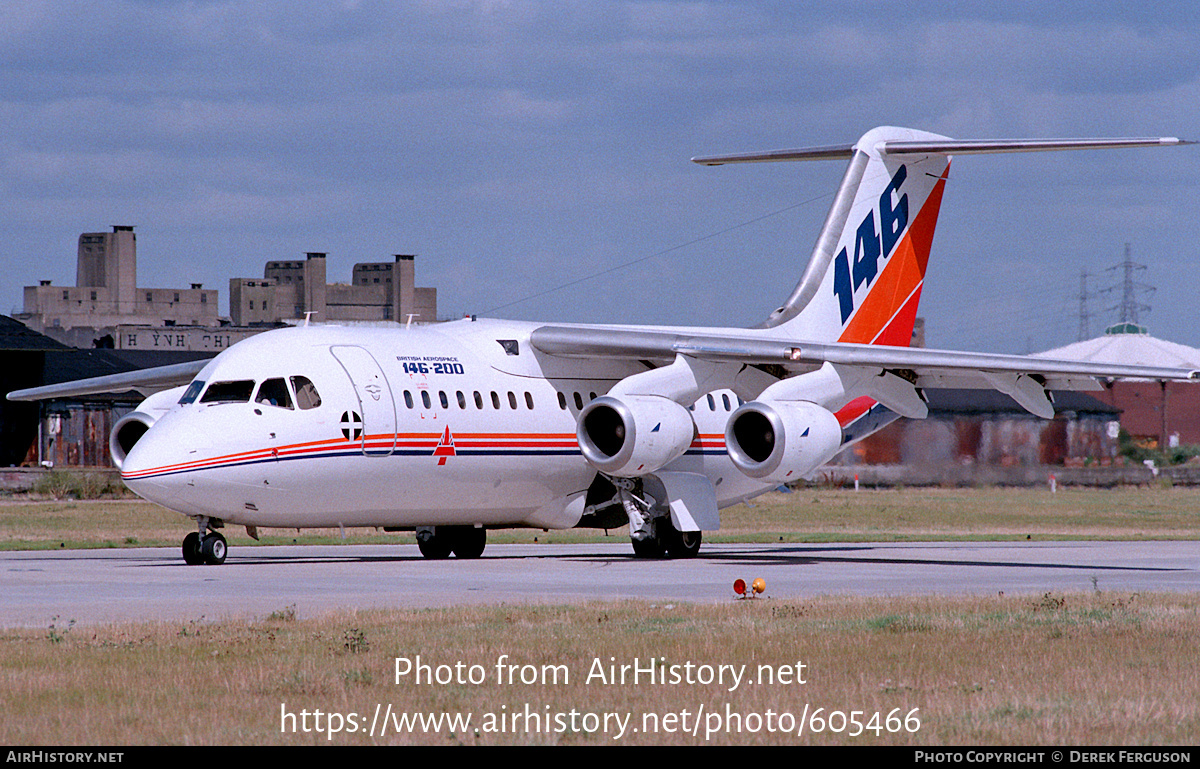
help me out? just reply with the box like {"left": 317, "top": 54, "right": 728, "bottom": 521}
{"left": 5, "top": 359, "right": 208, "bottom": 402}
{"left": 529, "top": 324, "right": 1198, "bottom": 418}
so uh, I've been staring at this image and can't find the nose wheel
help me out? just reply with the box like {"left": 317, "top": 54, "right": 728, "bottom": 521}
{"left": 182, "top": 525, "right": 227, "bottom": 565}
{"left": 416, "top": 526, "right": 487, "bottom": 559}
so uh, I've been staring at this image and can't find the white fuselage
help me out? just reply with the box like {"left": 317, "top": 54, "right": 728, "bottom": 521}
{"left": 120, "top": 319, "right": 773, "bottom": 531}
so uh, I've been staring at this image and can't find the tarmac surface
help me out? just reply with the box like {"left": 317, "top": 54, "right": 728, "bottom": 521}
{"left": 2, "top": 540, "right": 1198, "bottom": 627}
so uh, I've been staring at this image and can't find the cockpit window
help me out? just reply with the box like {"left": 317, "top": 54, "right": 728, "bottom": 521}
{"left": 200, "top": 380, "right": 255, "bottom": 403}
{"left": 291, "top": 376, "right": 322, "bottom": 410}
{"left": 179, "top": 380, "right": 205, "bottom": 405}
{"left": 255, "top": 378, "right": 293, "bottom": 409}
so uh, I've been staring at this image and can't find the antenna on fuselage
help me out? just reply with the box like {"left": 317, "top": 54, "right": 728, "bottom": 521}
{"left": 303, "top": 311, "right": 318, "bottom": 327}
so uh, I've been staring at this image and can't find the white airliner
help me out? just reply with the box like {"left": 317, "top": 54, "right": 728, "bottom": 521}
{"left": 10, "top": 126, "right": 1196, "bottom": 565}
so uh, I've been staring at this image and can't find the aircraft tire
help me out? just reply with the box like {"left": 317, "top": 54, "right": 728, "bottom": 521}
{"left": 630, "top": 534, "right": 666, "bottom": 558}
{"left": 182, "top": 532, "right": 203, "bottom": 565}
{"left": 417, "top": 530, "right": 453, "bottom": 559}
{"left": 664, "top": 528, "right": 702, "bottom": 559}
{"left": 450, "top": 526, "right": 486, "bottom": 559}
{"left": 200, "top": 532, "right": 227, "bottom": 565}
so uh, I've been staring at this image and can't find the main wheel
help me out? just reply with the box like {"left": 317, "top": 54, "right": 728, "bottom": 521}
{"left": 416, "top": 529, "right": 452, "bottom": 559}
{"left": 182, "top": 532, "right": 203, "bottom": 565}
{"left": 450, "top": 527, "right": 487, "bottom": 559}
{"left": 200, "top": 532, "right": 227, "bottom": 565}
{"left": 664, "top": 528, "right": 702, "bottom": 559}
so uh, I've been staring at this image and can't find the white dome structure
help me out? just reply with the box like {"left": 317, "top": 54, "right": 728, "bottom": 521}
{"left": 1036, "top": 323, "right": 1200, "bottom": 375}
{"left": 1036, "top": 324, "right": 1200, "bottom": 447}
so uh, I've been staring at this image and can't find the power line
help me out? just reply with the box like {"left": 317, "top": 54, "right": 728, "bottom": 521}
{"left": 483, "top": 192, "right": 831, "bottom": 315}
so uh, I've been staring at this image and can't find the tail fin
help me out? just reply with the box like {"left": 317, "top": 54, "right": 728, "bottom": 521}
{"left": 694, "top": 127, "right": 1189, "bottom": 347}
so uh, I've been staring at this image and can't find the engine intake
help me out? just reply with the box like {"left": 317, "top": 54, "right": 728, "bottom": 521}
{"left": 577, "top": 395, "right": 696, "bottom": 477}
{"left": 109, "top": 411, "right": 157, "bottom": 470}
{"left": 725, "top": 401, "right": 842, "bottom": 483}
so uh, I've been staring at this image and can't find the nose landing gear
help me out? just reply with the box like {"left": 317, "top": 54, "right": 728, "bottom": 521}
{"left": 415, "top": 525, "right": 487, "bottom": 559}
{"left": 182, "top": 518, "right": 227, "bottom": 565}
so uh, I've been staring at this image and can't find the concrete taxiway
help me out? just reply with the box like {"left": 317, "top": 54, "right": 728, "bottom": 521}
{"left": 1, "top": 540, "right": 1197, "bottom": 627}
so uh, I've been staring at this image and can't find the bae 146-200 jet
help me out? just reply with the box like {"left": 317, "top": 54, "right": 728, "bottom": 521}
{"left": 10, "top": 126, "right": 1197, "bottom": 565}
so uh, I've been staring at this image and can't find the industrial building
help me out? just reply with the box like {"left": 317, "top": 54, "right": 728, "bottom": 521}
{"left": 229, "top": 252, "right": 437, "bottom": 326}
{"left": 17, "top": 228, "right": 440, "bottom": 353}
{"left": 17, "top": 227, "right": 220, "bottom": 349}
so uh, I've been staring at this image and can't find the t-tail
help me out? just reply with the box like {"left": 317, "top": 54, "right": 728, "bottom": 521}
{"left": 694, "top": 126, "right": 1190, "bottom": 347}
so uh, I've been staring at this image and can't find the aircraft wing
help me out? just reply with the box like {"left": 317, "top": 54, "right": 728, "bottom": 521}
{"left": 530, "top": 324, "right": 1198, "bottom": 418}
{"left": 5, "top": 359, "right": 208, "bottom": 402}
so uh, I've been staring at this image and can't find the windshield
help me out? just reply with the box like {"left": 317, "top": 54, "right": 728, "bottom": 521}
{"left": 178, "top": 380, "right": 205, "bottom": 405}
{"left": 199, "top": 380, "right": 255, "bottom": 403}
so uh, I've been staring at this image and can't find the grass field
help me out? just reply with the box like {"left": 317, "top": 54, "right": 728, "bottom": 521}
{"left": 3, "top": 485, "right": 1198, "bottom": 551}
{"left": 2, "top": 594, "right": 1197, "bottom": 745}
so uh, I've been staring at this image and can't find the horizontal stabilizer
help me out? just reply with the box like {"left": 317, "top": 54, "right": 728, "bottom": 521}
{"left": 692, "top": 136, "right": 1192, "bottom": 165}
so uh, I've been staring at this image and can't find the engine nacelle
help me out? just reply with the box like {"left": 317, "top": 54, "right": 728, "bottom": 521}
{"left": 725, "top": 400, "right": 843, "bottom": 484}
{"left": 109, "top": 411, "right": 157, "bottom": 471}
{"left": 577, "top": 395, "right": 696, "bottom": 477}
{"left": 108, "top": 384, "right": 189, "bottom": 470}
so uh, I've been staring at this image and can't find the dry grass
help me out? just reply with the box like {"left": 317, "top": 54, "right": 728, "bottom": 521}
{"left": 2, "top": 593, "right": 1198, "bottom": 745}
{"left": 2, "top": 486, "right": 1198, "bottom": 551}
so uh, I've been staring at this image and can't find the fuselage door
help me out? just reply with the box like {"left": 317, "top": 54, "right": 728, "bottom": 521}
{"left": 331, "top": 345, "right": 397, "bottom": 456}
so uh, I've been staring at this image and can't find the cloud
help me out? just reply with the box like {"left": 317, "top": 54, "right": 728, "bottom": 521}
{"left": 1, "top": 2, "right": 1198, "bottom": 352}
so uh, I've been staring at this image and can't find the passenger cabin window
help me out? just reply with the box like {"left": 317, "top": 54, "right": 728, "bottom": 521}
{"left": 200, "top": 380, "right": 255, "bottom": 403}
{"left": 291, "top": 376, "right": 322, "bottom": 410}
{"left": 474, "top": 391, "right": 484, "bottom": 409}
{"left": 525, "top": 392, "right": 534, "bottom": 410}
{"left": 404, "top": 391, "right": 414, "bottom": 409}
{"left": 421, "top": 391, "right": 432, "bottom": 409}
{"left": 179, "top": 380, "right": 205, "bottom": 405}
{"left": 256, "top": 378, "right": 293, "bottom": 409}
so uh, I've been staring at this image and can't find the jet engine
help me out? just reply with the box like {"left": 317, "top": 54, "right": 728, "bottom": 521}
{"left": 108, "top": 385, "right": 189, "bottom": 470}
{"left": 109, "top": 411, "right": 156, "bottom": 470}
{"left": 725, "top": 400, "right": 843, "bottom": 484}
{"left": 577, "top": 395, "right": 696, "bottom": 477}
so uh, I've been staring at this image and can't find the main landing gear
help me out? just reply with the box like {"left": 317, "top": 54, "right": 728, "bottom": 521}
{"left": 613, "top": 477, "right": 703, "bottom": 559}
{"left": 415, "top": 525, "right": 487, "bottom": 559}
{"left": 182, "top": 517, "right": 227, "bottom": 565}
{"left": 630, "top": 516, "right": 702, "bottom": 559}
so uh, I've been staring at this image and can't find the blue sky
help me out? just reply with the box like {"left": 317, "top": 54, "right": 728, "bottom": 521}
{"left": 3, "top": 1, "right": 1198, "bottom": 353}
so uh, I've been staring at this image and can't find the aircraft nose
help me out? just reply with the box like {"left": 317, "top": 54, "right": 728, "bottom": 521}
{"left": 118, "top": 411, "right": 242, "bottom": 520}
{"left": 120, "top": 426, "right": 177, "bottom": 506}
